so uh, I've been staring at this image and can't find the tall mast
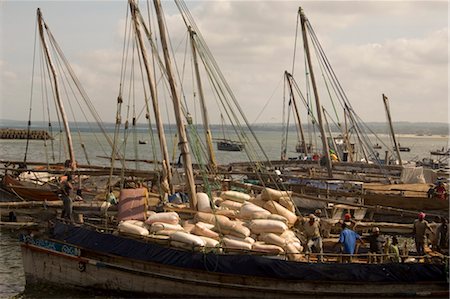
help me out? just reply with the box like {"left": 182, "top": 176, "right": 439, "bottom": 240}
{"left": 299, "top": 7, "right": 332, "bottom": 177}
{"left": 129, "top": 0, "right": 173, "bottom": 192}
{"left": 37, "top": 8, "right": 76, "bottom": 170}
{"left": 383, "top": 94, "right": 402, "bottom": 166}
{"left": 189, "top": 27, "right": 216, "bottom": 170}
{"left": 285, "top": 71, "right": 308, "bottom": 155}
{"left": 153, "top": 0, "right": 197, "bottom": 208}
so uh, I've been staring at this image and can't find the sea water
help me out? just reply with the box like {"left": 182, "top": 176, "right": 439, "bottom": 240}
{"left": 0, "top": 129, "right": 448, "bottom": 298}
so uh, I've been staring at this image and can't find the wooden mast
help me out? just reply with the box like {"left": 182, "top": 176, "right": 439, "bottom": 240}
{"left": 153, "top": 0, "right": 197, "bottom": 208}
{"left": 129, "top": 0, "right": 173, "bottom": 193}
{"left": 383, "top": 94, "right": 402, "bottom": 166}
{"left": 285, "top": 71, "right": 308, "bottom": 155}
{"left": 299, "top": 7, "right": 332, "bottom": 177}
{"left": 189, "top": 26, "right": 217, "bottom": 170}
{"left": 37, "top": 9, "right": 76, "bottom": 170}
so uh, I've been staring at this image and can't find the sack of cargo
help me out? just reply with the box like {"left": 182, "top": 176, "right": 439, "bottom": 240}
{"left": 181, "top": 219, "right": 195, "bottom": 233}
{"left": 150, "top": 222, "right": 184, "bottom": 233}
{"left": 281, "top": 230, "right": 300, "bottom": 243}
{"left": 215, "top": 209, "right": 238, "bottom": 218}
{"left": 125, "top": 219, "right": 146, "bottom": 228}
{"left": 153, "top": 229, "right": 178, "bottom": 236}
{"left": 224, "top": 234, "right": 255, "bottom": 244}
{"left": 217, "top": 222, "right": 251, "bottom": 239}
{"left": 194, "top": 211, "right": 230, "bottom": 226}
{"left": 267, "top": 214, "right": 288, "bottom": 224}
{"left": 198, "top": 236, "right": 220, "bottom": 248}
{"left": 196, "top": 192, "right": 213, "bottom": 213}
{"left": 118, "top": 220, "right": 149, "bottom": 236}
{"left": 263, "top": 200, "right": 297, "bottom": 226}
{"left": 278, "top": 196, "right": 296, "bottom": 213}
{"left": 192, "top": 222, "right": 220, "bottom": 240}
{"left": 222, "top": 237, "right": 252, "bottom": 251}
{"left": 239, "top": 202, "right": 271, "bottom": 219}
{"left": 252, "top": 242, "right": 284, "bottom": 254}
{"left": 220, "top": 190, "right": 251, "bottom": 203}
{"left": 117, "top": 187, "right": 148, "bottom": 221}
{"left": 260, "top": 187, "right": 292, "bottom": 201}
{"left": 249, "top": 219, "right": 288, "bottom": 234}
{"left": 170, "top": 231, "right": 205, "bottom": 247}
{"left": 284, "top": 242, "right": 304, "bottom": 261}
{"left": 220, "top": 200, "right": 243, "bottom": 211}
{"left": 145, "top": 212, "right": 180, "bottom": 225}
{"left": 259, "top": 232, "right": 287, "bottom": 247}
{"left": 248, "top": 197, "right": 266, "bottom": 208}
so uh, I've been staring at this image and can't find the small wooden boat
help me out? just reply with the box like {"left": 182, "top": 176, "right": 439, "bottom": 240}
{"left": 399, "top": 147, "right": 411, "bottom": 152}
{"left": 216, "top": 139, "right": 244, "bottom": 152}
{"left": 373, "top": 143, "right": 382, "bottom": 149}
{"left": 138, "top": 140, "right": 148, "bottom": 145}
{"left": 1, "top": 174, "right": 60, "bottom": 201}
{"left": 430, "top": 148, "right": 449, "bottom": 156}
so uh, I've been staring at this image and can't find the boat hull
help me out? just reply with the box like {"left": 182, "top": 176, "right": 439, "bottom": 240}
{"left": 20, "top": 226, "right": 449, "bottom": 298}
{"left": 2, "top": 174, "right": 60, "bottom": 201}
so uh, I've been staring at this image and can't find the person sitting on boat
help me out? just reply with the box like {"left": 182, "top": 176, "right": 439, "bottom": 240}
{"left": 303, "top": 214, "right": 323, "bottom": 262}
{"left": 59, "top": 174, "right": 74, "bottom": 223}
{"left": 427, "top": 185, "right": 436, "bottom": 199}
{"left": 342, "top": 213, "right": 356, "bottom": 230}
{"left": 388, "top": 236, "right": 401, "bottom": 263}
{"left": 435, "top": 181, "right": 448, "bottom": 200}
{"left": 329, "top": 149, "right": 339, "bottom": 162}
{"left": 413, "top": 212, "right": 434, "bottom": 256}
{"left": 364, "top": 227, "right": 386, "bottom": 263}
{"left": 335, "top": 222, "right": 364, "bottom": 263}
{"left": 435, "top": 217, "right": 449, "bottom": 254}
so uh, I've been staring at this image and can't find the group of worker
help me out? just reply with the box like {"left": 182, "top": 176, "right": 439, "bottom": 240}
{"left": 298, "top": 209, "right": 448, "bottom": 263}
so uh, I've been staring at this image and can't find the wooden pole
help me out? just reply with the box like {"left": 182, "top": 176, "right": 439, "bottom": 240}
{"left": 299, "top": 7, "right": 332, "bottom": 177}
{"left": 129, "top": 0, "right": 173, "bottom": 192}
{"left": 153, "top": 0, "right": 197, "bottom": 209}
{"left": 285, "top": 71, "right": 308, "bottom": 155}
{"left": 382, "top": 94, "right": 402, "bottom": 166}
{"left": 37, "top": 8, "right": 76, "bottom": 170}
{"left": 322, "top": 107, "right": 340, "bottom": 161}
{"left": 189, "top": 27, "right": 217, "bottom": 170}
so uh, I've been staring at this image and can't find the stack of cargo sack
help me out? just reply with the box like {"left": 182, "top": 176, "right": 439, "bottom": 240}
{"left": 117, "top": 187, "right": 304, "bottom": 261}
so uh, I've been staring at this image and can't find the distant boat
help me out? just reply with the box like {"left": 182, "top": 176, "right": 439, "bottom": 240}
{"left": 395, "top": 144, "right": 410, "bottom": 152}
{"left": 397, "top": 146, "right": 411, "bottom": 152}
{"left": 373, "top": 143, "right": 382, "bottom": 149}
{"left": 138, "top": 140, "right": 148, "bottom": 145}
{"left": 430, "top": 148, "right": 450, "bottom": 156}
{"left": 216, "top": 139, "right": 244, "bottom": 152}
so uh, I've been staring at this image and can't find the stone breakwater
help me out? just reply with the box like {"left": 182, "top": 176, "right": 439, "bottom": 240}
{"left": 0, "top": 128, "right": 53, "bottom": 140}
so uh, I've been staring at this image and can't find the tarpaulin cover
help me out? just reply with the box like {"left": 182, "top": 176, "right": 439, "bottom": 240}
{"left": 52, "top": 222, "right": 446, "bottom": 283}
{"left": 117, "top": 187, "right": 147, "bottom": 221}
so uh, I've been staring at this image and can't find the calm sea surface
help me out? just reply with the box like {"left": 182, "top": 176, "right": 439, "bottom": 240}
{"left": 0, "top": 129, "right": 448, "bottom": 298}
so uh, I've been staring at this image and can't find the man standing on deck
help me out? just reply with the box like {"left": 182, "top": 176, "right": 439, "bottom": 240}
{"left": 303, "top": 214, "right": 323, "bottom": 262}
{"left": 59, "top": 174, "right": 74, "bottom": 223}
{"left": 413, "top": 212, "right": 434, "bottom": 256}
{"left": 364, "top": 227, "right": 386, "bottom": 263}
{"left": 336, "top": 222, "right": 364, "bottom": 263}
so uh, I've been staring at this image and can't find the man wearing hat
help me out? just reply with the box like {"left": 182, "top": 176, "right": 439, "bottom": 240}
{"left": 303, "top": 214, "right": 323, "bottom": 262}
{"left": 364, "top": 227, "right": 386, "bottom": 263}
{"left": 413, "top": 212, "right": 434, "bottom": 256}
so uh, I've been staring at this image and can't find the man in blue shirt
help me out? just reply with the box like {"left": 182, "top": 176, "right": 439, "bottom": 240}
{"left": 337, "top": 222, "right": 364, "bottom": 262}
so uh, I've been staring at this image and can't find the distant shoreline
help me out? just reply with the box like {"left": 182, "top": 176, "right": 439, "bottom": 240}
{"left": 1, "top": 119, "right": 448, "bottom": 136}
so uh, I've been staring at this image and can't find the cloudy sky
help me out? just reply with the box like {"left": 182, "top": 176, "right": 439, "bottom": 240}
{"left": 0, "top": 0, "right": 448, "bottom": 125}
